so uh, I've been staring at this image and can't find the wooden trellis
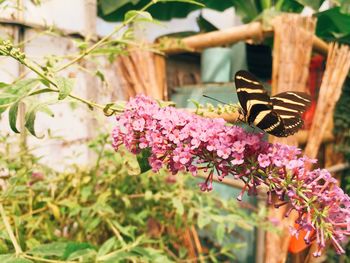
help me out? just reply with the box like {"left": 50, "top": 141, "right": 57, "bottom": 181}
{"left": 152, "top": 14, "right": 347, "bottom": 263}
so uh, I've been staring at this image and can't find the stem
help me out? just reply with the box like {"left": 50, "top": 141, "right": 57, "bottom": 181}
{"left": 94, "top": 135, "right": 108, "bottom": 173}
{"left": 54, "top": 0, "right": 156, "bottom": 73}
{"left": 97, "top": 236, "right": 144, "bottom": 261}
{"left": 23, "top": 254, "right": 77, "bottom": 263}
{"left": 0, "top": 203, "right": 22, "bottom": 254}
{"left": 0, "top": 47, "right": 106, "bottom": 110}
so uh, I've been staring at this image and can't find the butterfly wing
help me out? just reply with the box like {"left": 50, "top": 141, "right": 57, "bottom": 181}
{"left": 234, "top": 70, "right": 272, "bottom": 124}
{"left": 234, "top": 70, "right": 287, "bottom": 136}
{"left": 271, "top": 92, "right": 311, "bottom": 136}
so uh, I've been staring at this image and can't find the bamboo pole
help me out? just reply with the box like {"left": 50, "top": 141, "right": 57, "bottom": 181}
{"left": 161, "top": 21, "right": 328, "bottom": 56}
{"left": 266, "top": 14, "right": 317, "bottom": 263}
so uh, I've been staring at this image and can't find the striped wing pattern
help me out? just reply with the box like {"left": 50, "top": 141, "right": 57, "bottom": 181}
{"left": 234, "top": 71, "right": 311, "bottom": 137}
{"left": 271, "top": 92, "right": 311, "bottom": 136}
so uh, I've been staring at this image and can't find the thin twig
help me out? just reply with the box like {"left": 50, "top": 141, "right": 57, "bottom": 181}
{"left": 0, "top": 203, "right": 22, "bottom": 254}
{"left": 54, "top": 1, "right": 156, "bottom": 73}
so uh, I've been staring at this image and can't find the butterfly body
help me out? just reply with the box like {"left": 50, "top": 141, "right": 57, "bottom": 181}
{"left": 235, "top": 70, "right": 311, "bottom": 137}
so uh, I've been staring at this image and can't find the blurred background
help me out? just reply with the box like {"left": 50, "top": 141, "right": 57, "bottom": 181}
{"left": 0, "top": 0, "right": 349, "bottom": 262}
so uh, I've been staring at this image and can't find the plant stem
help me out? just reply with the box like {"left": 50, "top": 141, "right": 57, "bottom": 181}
{"left": 54, "top": 0, "right": 156, "bottom": 73}
{"left": 97, "top": 236, "right": 144, "bottom": 261}
{"left": 23, "top": 254, "right": 77, "bottom": 263}
{"left": 0, "top": 203, "right": 22, "bottom": 254}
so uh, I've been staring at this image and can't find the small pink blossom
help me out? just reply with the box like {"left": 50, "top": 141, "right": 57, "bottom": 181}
{"left": 112, "top": 95, "right": 350, "bottom": 256}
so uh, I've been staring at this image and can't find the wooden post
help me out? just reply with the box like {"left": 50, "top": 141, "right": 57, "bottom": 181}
{"left": 116, "top": 49, "right": 166, "bottom": 100}
{"left": 265, "top": 14, "right": 316, "bottom": 263}
{"left": 305, "top": 43, "right": 350, "bottom": 159}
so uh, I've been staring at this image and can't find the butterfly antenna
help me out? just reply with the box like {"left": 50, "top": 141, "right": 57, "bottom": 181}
{"left": 202, "top": 94, "right": 227, "bottom": 105}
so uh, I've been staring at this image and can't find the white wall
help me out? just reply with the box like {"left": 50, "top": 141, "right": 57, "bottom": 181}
{"left": 0, "top": 0, "right": 122, "bottom": 170}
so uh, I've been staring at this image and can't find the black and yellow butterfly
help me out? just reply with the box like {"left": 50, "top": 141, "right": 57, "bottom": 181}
{"left": 234, "top": 70, "right": 311, "bottom": 137}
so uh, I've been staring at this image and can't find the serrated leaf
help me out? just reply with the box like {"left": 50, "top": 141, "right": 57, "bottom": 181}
{"left": 55, "top": 77, "right": 74, "bottom": 100}
{"left": 8, "top": 101, "right": 21, "bottom": 133}
{"left": 136, "top": 148, "right": 152, "bottom": 173}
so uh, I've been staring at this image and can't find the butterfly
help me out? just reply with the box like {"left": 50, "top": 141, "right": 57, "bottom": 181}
{"left": 234, "top": 70, "right": 311, "bottom": 137}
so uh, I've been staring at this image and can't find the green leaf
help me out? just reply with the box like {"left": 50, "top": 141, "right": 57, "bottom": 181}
{"left": 0, "top": 82, "right": 8, "bottom": 89}
{"left": 215, "top": 224, "right": 225, "bottom": 244}
{"left": 28, "top": 88, "right": 54, "bottom": 97}
{"left": 295, "top": 0, "right": 325, "bottom": 10}
{"left": 25, "top": 101, "right": 54, "bottom": 138}
{"left": 55, "top": 77, "right": 74, "bottom": 100}
{"left": 8, "top": 101, "right": 21, "bottom": 133}
{"left": 136, "top": 148, "right": 152, "bottom": 174}
{"left": 98, "top": 237, "right": 117, "bottom": 257}
{"left": 172, "top": 197, "right": 184, "bottom": 216}
{"left": 316, "top": 7, "right": 350, "bottom": 43}
{"left": 63, "top": 242, "right": 95, "bottom": 260}
{"left": 99, "top": 0, "right": 206, "bottom": 22}
{"left": 111, "top": 220, "right": 135, "bottom": 239}
{"left": 124, "top": 10, "right": 153, "bottom": 22}
{"left": 0, "top": 79, "right": 40, "bottom": 114}
{"left": 95, "top": 70, "right": 105, "bottom": 82}
{"left": 0, "top": 254, "right": 14, "bottom": 262}
{"left": 100, "top": 0, "right": 141, "bottom": 15}
{"left": 340, "top": 0, "right": 350, "bottom": 15}
{"left": 197, "top": 215, "right": 210, "bottom": 229}
{"left": 66, "top": 248, "right": 96, "bottom": 261}
{"left": 5, "top": 258, "right": 33, "bottom": 263}
{"left": 145, "top": 190, "right": 153, "bottom": 200}
{"left": 29, "top": 242, "right": 67, "bottom": 257}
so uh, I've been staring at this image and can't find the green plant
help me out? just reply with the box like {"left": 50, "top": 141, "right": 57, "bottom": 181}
{"left": 0, "top": 0, "right": 204, "bottom": 138}
{"left": 0, "top": 133, "right": 265, "bottom": 262}
{"left": 98, "top": 0, "right": 350, "bottom": 44}
{"left": 333, "top": 77, "right": 350, "bottom": 196}
{"left": 316, "top": 6, "right": 350, "bottom": 44}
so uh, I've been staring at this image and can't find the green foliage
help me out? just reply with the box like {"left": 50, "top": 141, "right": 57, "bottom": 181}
{"left": 0, "top": 0, "right": 173, "bottom": 138}
{"left": 98, "top": 0, "right": 229, "bottom": 21}
{"left": 0, "top": 133, "right": 264, "bottom": 262}
{"left": 56, "top": 77, "right": 74, "bottom": 100}
{"left": 97, "top": 0, "right": 306, "bottom": 23}
{"left": 316, "top": 6, "right": 350, "bottom": 44}
{"left": 137, "top": 148, "right": 152, "bottom": 173}
{"left": 331, "top": 78, "right": 350, "bottom": 263}
{"left": 334, "top": 77, "right": 350, "bottom": 198}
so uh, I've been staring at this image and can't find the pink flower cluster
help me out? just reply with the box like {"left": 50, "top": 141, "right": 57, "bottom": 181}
{"left": 112, "top": 95, "right": 350, "bottom": 256}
